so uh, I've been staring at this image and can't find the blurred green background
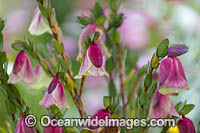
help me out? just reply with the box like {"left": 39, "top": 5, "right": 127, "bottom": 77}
{"left": 0, "top": 0, "right": 200, "bottom": 132}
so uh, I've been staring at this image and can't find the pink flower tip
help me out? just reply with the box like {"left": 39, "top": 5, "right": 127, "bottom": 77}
{"left": 39, "top": 75, "right": 67, "bottom": 109}
{"left": 8, "top": 51, "right": 37, "bottom": 84}
{"left": 15, "top": 116, "right": 35, "bottom": 133}
{"left": 158, "top": 56, "right": 189, "bottom": 95}
{"left": 177, "top": 115, "right": 196, "bottom": 133}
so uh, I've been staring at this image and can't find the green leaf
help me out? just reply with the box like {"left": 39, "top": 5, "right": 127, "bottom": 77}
{"left": 0, "top": 52, "right": 6, "bottom": 64}
{"left": 109, "top": 81, "right": 116, "bottom": 97}
{"left": 180, "top": 104, "right": 195, "bottom": 115}
{"left": 38, "top": 4, "right": 50, "bottom": 18}
{"left": 0, "top": 19, "right": 6, "bottom": 31}
{"left": 108, "top": 0, "right": 121, "bottom": 11}
{"left": 77, "top": 16, "right": 93, "bottom": 26}
{"left": 108, "top": 13, "right": 124, "bottom": 30}
{"left": 52, "top": 39, "right": 64, "bottom": 54}
{"left": 96, "top": 16, "right": 106, "bottom": 25}
{"left": 106, "top": 57, "right": 114, "bottom": 73}
{"left": 111, "top": 29, "right": 121, "bottom": 44}
{"left": 56, "top": 57, "right": 69, "bottom": 72}
{"left": 92, "top": 2, "right": 104, "bottom": 19}
{"left": 50, "top": 8, "right": 57, "bottom": 26}
{"left": 0, "top": 32, "right": 3, "bottom": 51}
{"left": 175, "top": 101, "right": 182, "bottom": 111}
{"left": 91, "top": 31, "right": 100, "bottom": 43}
{"left": 156, "top": 39, "right": 169, "bottom": 58}
{"left": 138, "top": 65, "right": 148, "bottom": 76}
{"left": 103, "top": 96, "right": 110, "bottom": 108}
{"left": 11, "top": 41, "right": 25, "bottom": 51}
{"left": 81, "top": 129, "right": 93, "bottom": 133}
{"left": 144, "top": 73, "right": 152, "bottom": 87}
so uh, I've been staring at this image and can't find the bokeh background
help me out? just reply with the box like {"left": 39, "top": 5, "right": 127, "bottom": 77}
{"left": 0, "top": 0, "right": 200, "bottom": 132}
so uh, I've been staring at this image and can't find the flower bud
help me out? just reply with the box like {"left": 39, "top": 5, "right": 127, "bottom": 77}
{"left": 168, "top": 44, "right": 188, "bottom": 56}
{"left": 39, "top": 75, "right": 67, "bottom": 109}
{"left": 177, "top": 115, "right": 196, "bottom": 133}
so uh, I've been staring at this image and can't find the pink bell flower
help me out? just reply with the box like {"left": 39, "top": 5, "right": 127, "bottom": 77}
{"left": 88, "top": 108, "right": 111, "bottom": 130}
{"left": 28, "top": 7, "right": 51, "bottom": 36}
{"left": 39, "top": 75, "right": 67, "bottom": 109}
{"left": 44, "top": 126, "right": 63, "bottom": 133}
{"left": 148, "top": 87, "right": 179, "bottom": 119}
{"left": 158, "top": 56, "right": 189, "bottom": 95}
{"left": 77, "top": 23, "right": 106, "bottom": 60}
{"left": 75, "top": 42, "right": 108, "bottom": 78}
{"left": 177, "top": 115, "right": 196, "bottom": 133}
{"left": 15, "top": 116, "right": 35, "bottom": 133}
{"left": 8, "top": 51, "right": 36, "bottom": 84}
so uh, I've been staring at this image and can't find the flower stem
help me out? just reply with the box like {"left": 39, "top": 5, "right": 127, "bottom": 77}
{"left": 116, "top": 44, "right": 126, "bottom": 118}
{"left": 37, "top": 0, "right": 86, "bottom": 118}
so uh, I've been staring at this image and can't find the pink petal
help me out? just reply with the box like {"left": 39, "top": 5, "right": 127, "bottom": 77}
{"left": 39, "top": 91, "right": 56, "bottom": 107}
{"left": 15, "top": 116, "right": 35, "bottom": 133}
{"left": 13, "top": 51, "right": 26, "bottom": 74}
{"left": 8, "top": 73, "right": 21, "bottom": 84}
{"left": 164, "top": 57, "right": 188, "bottom": 89}
{"left": 35, "top": 64, "right": 40, "bottom": 77}
{"left": 88, "top": 43, "right": 103, "bottom": 67}
{"left": 76, "top": 51, "right": 92, "bottom": 78}
{"left": 51, "top": 81, "right": 67, "bottom": 109}
{"left": 79, "top": 24, "right": 97, "bottom": 48}
{"left": 18, "top": 55, "right": 35, "bottom": 84}
{"left": 149, "top": 88, "right": 179, "bottom": 119}
{"left": 159, "top": 57, "right": 172, "bottom": 85}
{"left": 178, "top": 115, "right": 196, "bottom": 133}
{"left": 48, "top": 75, "right": 59, "bottom": 94}
{"left": 28, "top": 7, "right": 51, "bottom": 35}
{"left": 44, "top": 126, "right": 63, "bottom": 133}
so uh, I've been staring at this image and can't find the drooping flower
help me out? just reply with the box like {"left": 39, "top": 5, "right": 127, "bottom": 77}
{"left": 44, "top": 126, "right": 63, "bottom": 133}
{"left": 75, "top": 42, "right": 108, "bottom": 78}
{"left": 28, "top": 7, "right": 51, "bottom": 36}
{"left": 158, "top": 56, "right": 189, "bottom": 95}
{"left": 168, "top": 44, "right": 188, "bottom": 57}
{"left": 88, "top": 108, "right": 111, "bottom": 130}
{"left": 77, "top": 23, "right": 106, "bottom": 60}
{"left": 8, "top": 51, "right": 36, "bottom": 84}
{"left": 15, "top": 116, "right": 35, "bottom": 133}
{"left": 148, "top": 87, "right": 179, "bottom": 119}
{"left": 177, "top": 115, "right": 196, "bottom": 133}
{"left": 39, "top": 75, "right": 67, "bottom": 109}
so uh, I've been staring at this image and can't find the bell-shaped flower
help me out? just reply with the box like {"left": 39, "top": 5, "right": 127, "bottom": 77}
{"left": 77, "top": 23, "right": 106, "bottom": 60}
{"left": 158, "top": 56, "right": 189, "bottom": 95}
{"left": 177, "top": 115, "right": 196, "bottom": 133}
{"left": 44, "top": 126, "right": 63, "bottom": 133}
{"left": 15, "top": 116, "right": 35, "bottom": 133}
{"left": 75, "top": 42, "right": 108, "bottom": 78}
{"left": 39, "top": 75, "right": 67, "bottom": 109}
{"left": 148, "top": 87, "right": 179, "bottom": 119}
{"left": 28, "top": 7, "right": 51, "bottom": 36}
{"left": 168, "top": 44, "right": 188, "bottom": 57}
{"left": 88, "top": 108, "right": 111, "bottom": 130}
{"left": 8, "top": 51, "right": 36, "bottom": 84}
